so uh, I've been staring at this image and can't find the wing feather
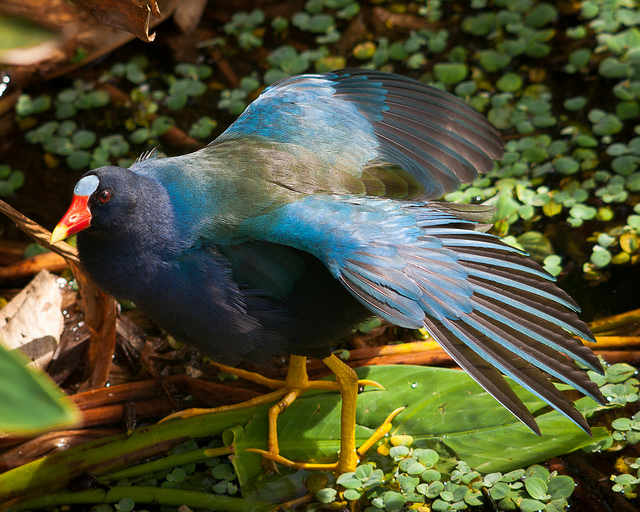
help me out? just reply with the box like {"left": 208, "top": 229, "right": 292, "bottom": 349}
{"left": 213, "top": 69, "right": 503, "bottom": 200}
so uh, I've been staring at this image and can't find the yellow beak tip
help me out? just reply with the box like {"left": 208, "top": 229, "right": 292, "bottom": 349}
{"left": 50, "top": 225, "right": 69, "bottom": 245}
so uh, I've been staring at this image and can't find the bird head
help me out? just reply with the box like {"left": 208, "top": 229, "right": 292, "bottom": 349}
{"left": 51, "top": 168, "right": 121, "bottom": 244}
{"left": 51, "top": 166, "right": 175, "bottom": 246}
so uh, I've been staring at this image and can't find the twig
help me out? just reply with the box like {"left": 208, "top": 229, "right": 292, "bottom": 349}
{"left": 593, "top": 351, "right": 640, "bottom": 365}
{"left": 80, "top": 398, "right": 175, "bottom": 428}
{"left": 589, "top": 309, "right": 640, "bottom": 335}
{"left": 73, "top": 261, "right": 117, "bottom": 392}
{"left": 586, "top": 336, "right": 640, "bottom": 349}
{"left": 71, "top": 375, "right": 261, "bottom": 411}
{"left": 0, "top": 199, "right": 78, "bottom": 263}
{"left": 0, "top": 252, "right": 68, "bottom": 282}
{"left": 209, "top": 47, "right": 239, "bottom": 88}
{"left": 303, "top": 341, "right": 455, "bottom": 377}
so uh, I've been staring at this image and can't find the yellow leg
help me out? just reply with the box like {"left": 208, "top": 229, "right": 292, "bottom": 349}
{"left": 248, "top": 354, "right": 405, "bottom": 473}
{"left": 158, "top": 387, "right": 291, "bottom": 423}
{"left": 161, "top": 354, "right": 382, "bottom": 422}
{"left": 323, "top": 353, "right": 359, "bottom": 472}
{"left": 215, "top": 357, "right": 382, "bottom": 392}
{"left": 161, "top": 354, "right": 401, "bottom": 474}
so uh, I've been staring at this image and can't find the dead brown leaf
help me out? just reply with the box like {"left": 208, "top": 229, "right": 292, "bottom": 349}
{"left": 0, "top": 270, "right": 64, "bottom": 368}
{"left": 70, "top": 0, "right": 162, "bottom": 43}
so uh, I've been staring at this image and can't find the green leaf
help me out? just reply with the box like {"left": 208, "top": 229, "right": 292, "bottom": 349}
{"left": 426, "top": 481, "right": 445, "bottom": 498}
{"left": 599, "top": 58, "right": 631, "bottom": 78}
{"left": 524, "top": 477, "right": 548, "bottom": 500}
{"left": 0, "top": 342, "right": 81, "bottom": 434}
{"left": 564, "top": 96, "right": 587, "bottom": 111}
{"left": 626, "top": 431, "right": 640, "bottom": 444}
{"left": 489, "top": 482, "right": 510, "bottom": 500}
{"left": 616, "top": 101, "right": 640, "bottom": 121}
{"left": 452, "top": 484, "right": 468, "bottom": 501}
{"left": 524, "top": 3, "right": 557, "bottom": 28}
{"left": 57, "top": 88, "right": 78, "bottom": 103}
{"left": 167, "top": 93, "right": 188, "bottom": 110}
{"left": 568, "top": 49, "right": 591, "bottom": 70}
{"left": 592, "top": 113, "right": 624, "bottom": 136}
{"left": 569, "top": 204, "right": 597, "bottom": 220}
{"left": 606, "top": 364, "right": 636, "bottom": 384}
{"left": 88, "top": 90, "right": 110, "bottom": 108}
{"left": 520, "top": 498, "right": 546, "bottom": 511}
{"left": 440, "top": 490, "right": 453, "bottom": 501}
{"left": 130, "top": 128, "right": 151, "bottom": 145}
{"left": 398, "top": 457, "right": 418, "bottom": 472}
{"left": 415, "top": 448, "right": 439, "bottom": 466}
{"left": 58, "top": 120, "right": 77, "bottom": 136}
{"left": 407, "top": 462, "right": 427, "bottom": 475}
{"left": 55, "top": 103, "right": 76, "bottom": 119}
{"left": 337, "top": 472, "right": 362, "bottom": 489}
{"left": 487, "top": 189, "right": 520, "bottom": 223}
{"left": 343, "top": 488, "right": 361, "bottom": 500}
{"left": 307, "top": 13, "right": 334, "bottom": 34}
{"left": 433, "top": 63, "right": 468, "bottom": 85}
{"left": 364, "top": 469, "right": 384, "bottom": 489}
{"left": 355, "top": 464, "right": 373, "bottom": 480}
{"left": 432, "top": 499, "right": 451, "bottom": 511}
{"left": 389, "top": 445, "right": 410, "bottom": 458}
{"left": 590, "top": 247, "right": 612, "bottom": 268}
{"left": 496, "top": 73, "right": 523, "bottom": 92}
{"left": 421, "top": 469, "right": 441, "bottom": 482}
{"left": 8, "top": 170, "right": 25, "bottom": 190}
{"left": 383, "top": 490, "right": 405, "bottom": 511}
{"left": 72, "top": 130, "right": 97, "bottom": 149}
{"left": 547, "top": 475, "right": 574, "bottom": 500}
{"left": 503, "top": 469, "right": 527, "bottom": 482}
{"left": 612, "top": 155, "right": 639, "bottom": 176}
{"left": 465, "top": 489, "right": 484, "bottom": 506}
{"left": 462, "top": 13, "right": 496, "bottom": 36}
{"left": 478, "top": 50, "right": 511, "bottom": 72}
{"left": 3, "top": 366, "right": 610, "bottom": 505}
{"left": 67, "top": 151, "right": 91, "bottom": 170}
{"left": 543, "top": 255, "right": 562, "bottom": 276}
{"left": 553, "top": 157, "right": 579, "bottom": 175}
{"left": 44, "top": 136, "right": 74, "bottom": 156}
{"left": 117, "top": 497, "right": 135, "bottom": 511}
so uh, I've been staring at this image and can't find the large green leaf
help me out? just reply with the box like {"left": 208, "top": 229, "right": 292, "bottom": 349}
{"left": 0, "top": 341, "right": 81, "bottom": 435}
{"left": 233, "top": 365, "right": 609, "bottom": 484}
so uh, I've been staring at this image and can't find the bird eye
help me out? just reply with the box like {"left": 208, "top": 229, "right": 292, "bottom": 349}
{"left": 98, "top": 190, "right": 112, "bottom": 203}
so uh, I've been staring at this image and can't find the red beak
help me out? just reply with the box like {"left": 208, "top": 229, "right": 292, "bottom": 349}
{"left": 50, "top": 194, "right": 92, "bottom": 244}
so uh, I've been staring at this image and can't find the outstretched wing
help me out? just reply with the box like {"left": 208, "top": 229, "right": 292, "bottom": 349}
{"left": 213, "top": 69, "right": 503, "bottom": 200}
{"left": 240, "top": 195, "right": 604, "bottom": 435}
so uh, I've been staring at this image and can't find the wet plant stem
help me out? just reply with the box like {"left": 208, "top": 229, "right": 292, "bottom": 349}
{"left": 97, "top": 445, "right": 233, "bottom": 483}
{"left": 12, "top": 486, "right": 274, "bottom": 511}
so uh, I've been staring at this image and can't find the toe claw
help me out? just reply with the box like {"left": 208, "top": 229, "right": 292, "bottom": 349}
{"left": 357, "top": 406, "right": 406, "bottom": 457}
{"left": 357, "top": 379, "right": 385, "bottom": 391}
